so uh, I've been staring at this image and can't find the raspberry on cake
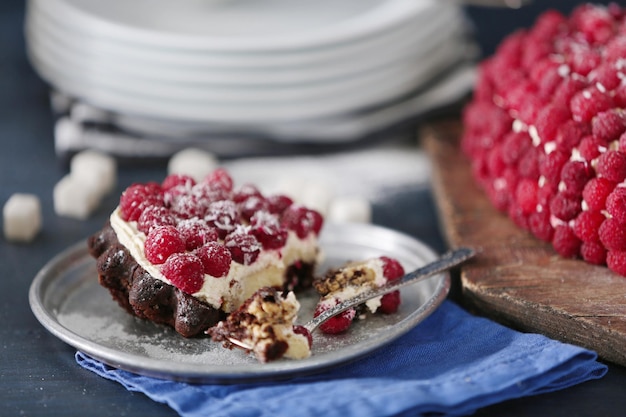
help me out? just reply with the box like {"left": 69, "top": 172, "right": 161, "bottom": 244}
{"left": 312, "top": 256, "right": 404, "bottom": 334}
{"left": 87, "top": 168, "right": 322, "bottom": 337}
{"left": 207, "top": 287, "right": 312, "bottom": 362}
{"left": 462, "top": 3, "right": 626, "bottom": 276}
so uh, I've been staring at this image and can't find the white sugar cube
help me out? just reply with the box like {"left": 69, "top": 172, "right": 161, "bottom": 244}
{"left": 168, "top": 148, "right": 219, "bottom": 182}
{"left": 328, "top": 197, "right": 372, "bottom": 223}
{"left": 53, "top": 175, "right": 101, "bottom": 220}
{"left": 299, "top": 181, "right": 334, "bottom": 216}
{"left": 70, "top": 150, "right": 117, "bottom": 196}
{"left": 3, "top": 193, "right": 42, "bottom": 242}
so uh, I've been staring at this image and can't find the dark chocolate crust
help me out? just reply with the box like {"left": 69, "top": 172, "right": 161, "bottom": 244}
{"left": 87, "top": 222, "right": 316, "bottom": 338}
{"left": 87, "top": 222, "right": 222, "bottom": 337}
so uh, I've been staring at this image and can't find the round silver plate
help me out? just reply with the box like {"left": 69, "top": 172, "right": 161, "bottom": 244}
{"left": 29, "top": 223, "right": 449, "bottom": 383}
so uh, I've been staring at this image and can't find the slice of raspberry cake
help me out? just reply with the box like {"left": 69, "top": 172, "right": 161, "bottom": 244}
{"left": 88, "top": 168, "right": 323, "bottom": 337}
{"left": 462, "top": 4, "right": 626, "bottom": 275}
{"left": 312, "top": 256, "right": 404, "bottom": 334}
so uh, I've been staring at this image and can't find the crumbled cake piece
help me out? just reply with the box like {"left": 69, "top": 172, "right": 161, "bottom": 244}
{"left": 312, "top": 256, "right": 404, "bottom": 334}
{"left": 461, "top": 4, "right": 626, "bottom": 275}
{"left": 207, "top": 287, "right": 312, "bottom": 362}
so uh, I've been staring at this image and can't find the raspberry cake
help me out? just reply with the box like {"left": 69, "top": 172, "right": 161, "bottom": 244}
{"left": 462, "top": 4, "right": 626, "bottom": 275}
{"left": 312, "top": 256, "right": 404, "bottom": 334}
{"left": 88, "top": 168, "right": 323, "bottom": 337}
{"left": 208, "top": 287, "right": 312, "bottom": 362}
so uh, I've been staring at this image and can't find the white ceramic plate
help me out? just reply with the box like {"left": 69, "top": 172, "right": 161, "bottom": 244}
{"left": 31, "top": 0, "right": 436, "bottom": 52}
{"left": 27, "top": 36, "right": 464, "bottom": 122}
{"left": 27, "top": 0, "right": 452, "bottom": 70}
{"left": 29, "top": 223, "right": 450, "bottom": 383}
{"left": 26, "top": 5, "right": 460, "bottom": 86}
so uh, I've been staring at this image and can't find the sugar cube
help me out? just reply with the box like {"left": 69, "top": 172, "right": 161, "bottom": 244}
{"left": 328, "top": 197, "right": 372, "bottom": 223}
{"left": 53, "top": 175, "right": 101, "bottom": 220}
{"left": 3, "top": 193, "right": 42, "bottom": 242}
{"left": 168, "top": 148, "right": 219, "bottom": 182}
{"left": 70, "top": 150, "right": 117, "bottom": 196}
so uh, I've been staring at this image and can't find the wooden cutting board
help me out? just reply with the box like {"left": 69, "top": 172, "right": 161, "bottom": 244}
{"left": 422, "top": 119, "right": 626, "bottom": 367}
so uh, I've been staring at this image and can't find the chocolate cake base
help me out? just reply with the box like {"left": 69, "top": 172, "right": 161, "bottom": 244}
{"left": 87, "top": 222, "right": 316, "bottom": 338}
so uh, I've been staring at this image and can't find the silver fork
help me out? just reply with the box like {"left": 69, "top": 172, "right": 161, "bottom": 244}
{"left": 227, "top": 247, "right": 476, "bottom": 350}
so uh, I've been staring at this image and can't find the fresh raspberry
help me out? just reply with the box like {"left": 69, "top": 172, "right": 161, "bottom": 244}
{"left": 266, "top": 194, "right": 294, "bottom": 215}
{"left": 555, "top": 120, "right": 591, "bottom": 152}
{"left": 379, "top": 291, "right": 401, "bottom": 314}
{"left": 552, "top": 77, "right": 587, "bottom": 110}
{"left": 250, "top": 211, "right": 288, "bottom": 250}
{"left": 161, "top": 252, "right": 205, "bottom": 294}
{"left": 515, "top": 179, "right": 539, "bottom": 214}
{"left": 599, "top": 217, "right": 626, "bottom": 251}
{"left": 607, "top": 251, "right": 626, "bottom": 276}
{"left": 281, "top": 205, "right": 324, "bottom": 238}
{"left": 144, "top": 225, "right": 186, "bottom": 265}
{"left": 508, "top": 202, "right": 530, "bottom": 230}
{"left": 539, "top": 150, "right": 569, "bottom": 184}
{"left": 161, "top": 174, "right": 195, "bottom": 192}
{"left": 233, "top": 183, "right": 263, "bottom": 204}
{"left": 224, "top": 228, "right": 261, "bottom": 265}
{"left": 119, "top": 182, "right": 163, "bottom": 221}
{"left": 535, "top": 105, "right": 571, "bottom": 143}
{"left": 592, "top": 109, "right": 626, "bottom": 141}
{"left": 517, "top": 147, "right": 542, "bottom": 180}
{"left": 293, "top": 325, "right": 312, "bottom": 348}
{"left": 177, "top": 218, "right": 219, "bottom": 251}
{"left": 571, "top": 3, "right": 616, "bottom": 44}
{"left": 137, "top": 205, "right": 177, "bottom": 235}
{"left": 552, "top": 225, "right": 581, "bottom": 258}
{"left": 314, "top": 302, "right": 355, "bottom": 334}
{"left": 566, "top": 47, "right": 602, "bottom": 76}
{"left": 589, "top": 63, "right": 621, "bottom": 91}
{"left": 559, "top": 160, "right": 593, "bottom": 197}
{"left": 205, "top": 200, "right": 240, "bottom": 238}
{"left": 169, "top": 193, "right": 210, "bottom": 220}
{"left": 550, "top": 192, "right": 582, "bottom": 222}
{"left": 619, "top": 132, "right": 626, "bottom": 154}
{"left": 530, "top": 9, "right": 566, "bottom": 40}
{"left": 194, "top": 241, "right": 232, "bottom": 277}
{"left": 529, "top": 209, "right": 554, "bottom": 242}
{"left": 596, "top": 150, "right": 626, "bottom": 183}
{"left": 573, "top": 210, "right": 605, "bottom": 242}
{"left": 582, "top": 177, "right": 616, "bottom": 211}
{"left": 570, "top": 87, "right": 614, "bottom": 123}
{"left": 605, "top": 187, "right": 626, "bottom": 224}
{"left": 204, "top": 168, "right": 234, "bottom": 192}
{"left": 501, "top": 131, "right": 532, "bottom": 166}
{"left": 238, "top": 195, "right": 269, "bottom": 222}
{"left": 380, "top": 256, "right": 405, "bottom": 281}
{"left": 581, "top": 241, "right": 607, "bottom": 265}
{"left": 578, "top": 135, "right": 606, "bottom": 161}
{"left": 604, "top": 34, "right": 626, "bottom": 63}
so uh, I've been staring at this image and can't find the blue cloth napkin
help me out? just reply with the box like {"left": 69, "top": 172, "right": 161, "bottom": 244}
{"left": 76, "top": 300, "right": 607, "bottom": 417}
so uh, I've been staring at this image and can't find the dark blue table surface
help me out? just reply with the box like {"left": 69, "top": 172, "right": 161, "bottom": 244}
{"left": 3, "top": 1, "right": 626, "bottom": 416}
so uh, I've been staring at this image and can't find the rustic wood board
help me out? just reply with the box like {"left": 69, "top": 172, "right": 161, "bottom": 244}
{"left": 422, "top": 119, "right": 626, "bottom": 367}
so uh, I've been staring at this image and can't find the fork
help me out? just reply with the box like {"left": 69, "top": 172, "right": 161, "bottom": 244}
{"left": 227, "top": 247, "right": 476, "bottom": 350}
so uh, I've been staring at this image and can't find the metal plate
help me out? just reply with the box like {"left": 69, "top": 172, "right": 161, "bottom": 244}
{"left": 29, "top": 223, "right": 449, "bottom": 383}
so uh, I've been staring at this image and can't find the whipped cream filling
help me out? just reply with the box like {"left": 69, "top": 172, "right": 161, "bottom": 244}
{"left": 110, "top": 208, "right": 319, "bottom": 312}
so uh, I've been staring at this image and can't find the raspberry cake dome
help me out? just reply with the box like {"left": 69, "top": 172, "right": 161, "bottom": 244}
{"left": 88, "top": 168, "right": 323, "bottom": 337}
{"left": 462, "top": 4, "right": 626, "bottom": 275}
{"left": 312, "top": 256, "right": 404, "bottom": 334}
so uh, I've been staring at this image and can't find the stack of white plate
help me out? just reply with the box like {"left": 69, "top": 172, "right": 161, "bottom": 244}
{"left": 25, "top": 0, "right": 477, "bottom": 156}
